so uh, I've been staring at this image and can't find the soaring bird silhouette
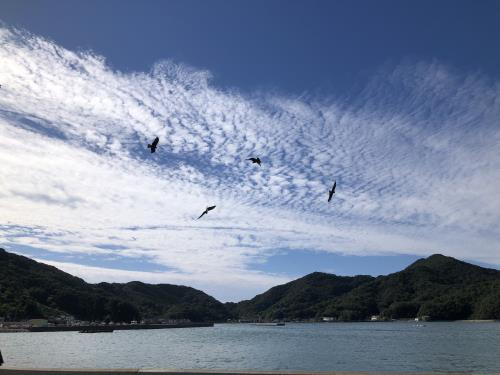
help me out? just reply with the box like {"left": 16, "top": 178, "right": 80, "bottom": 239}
{"left": 247, "top": 157, "right": 261, "bottom": 166}
{"left": 197, "top": 205, "right": 216, "bottom": 219}
{"left": 328, "top": 181, "right": 336, "bottom": 202}
{"left": 147, "top": 137, "right": 159, "bottom": 153}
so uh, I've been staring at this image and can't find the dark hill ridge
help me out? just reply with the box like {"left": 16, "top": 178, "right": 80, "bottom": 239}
{"left": 235, "top": 254, "right": 500, "bottom": 321}
{"left": 231, "top": 272, "right": 374, "bottom": 320}
{"left": 96, "top": 281, "right": 228, "bottom": 322}
{"left": 1, "top": 248, "right": 500, "bottom": 322}
{"left": 0, "top": 248, "right": 229, "bottom": 322}
{"left": 406, "top": 254, "right": 500, "bottom": 281}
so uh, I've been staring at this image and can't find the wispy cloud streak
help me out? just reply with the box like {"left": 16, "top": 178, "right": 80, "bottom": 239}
{"left": 0, "top": 27, "right": 499, "bottom": 300}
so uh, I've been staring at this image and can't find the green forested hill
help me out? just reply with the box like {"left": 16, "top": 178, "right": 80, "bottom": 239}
{"left": 233, "top": 254, "right": 500, "bottom": 321}
{"left": 2, "top": 248, "right": 500, "bottom": 322}
{"left": 231, "top": 272, "right": 374, "bottom": 320}
{"left": 96, "top": 281, "right": 229, "bottom": 322}
{"left": 0, "top": 248, "right": 229, "bottom": 322}
{"left": 366, "top": 254, "right": 500, "bottom": 320}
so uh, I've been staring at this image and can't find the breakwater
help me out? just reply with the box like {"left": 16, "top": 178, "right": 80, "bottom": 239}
{"left": 24, "top": 322, "right": 213, "bottom": 332}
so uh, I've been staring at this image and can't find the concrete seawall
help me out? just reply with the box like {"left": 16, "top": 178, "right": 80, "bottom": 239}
{"left": 26, "top": 323, "right": 213, "bottom": 332}
{"left": 0, "top": 368, "right": 491, "bottom": 375}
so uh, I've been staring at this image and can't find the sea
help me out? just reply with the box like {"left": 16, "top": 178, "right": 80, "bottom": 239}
{"left": 1, "top": 322, "right": 500, "bottom": 373}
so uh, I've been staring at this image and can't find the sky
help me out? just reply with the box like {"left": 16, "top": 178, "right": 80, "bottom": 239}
{"left": 0, "top": 0, "right": 499, "bottom": 302}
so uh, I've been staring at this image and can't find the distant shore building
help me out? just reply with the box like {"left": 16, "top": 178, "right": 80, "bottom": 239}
{"left": 322, "top": 317, "right": 336, "bottom": 322}
{"left": 29, "top": 319, "right": 48, "bottom": 327}
{"left": 48, "top": 314, "right": 75, "bottom": 325}
{"left": 415, "top": 315, "right": 430, "bottom": 322}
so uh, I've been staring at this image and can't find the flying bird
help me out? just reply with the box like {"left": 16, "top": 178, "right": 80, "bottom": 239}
{"left": 147, "top": 137, "right": 159, "bottom": 153}
{"left": 328, "top": 180, "right": 336, "bottom": 202}
{"left": 247, "top": 157, "right": 261, "bottom": 166}
{"left": 197, "top": 205, "right": 216, "bottom": 219}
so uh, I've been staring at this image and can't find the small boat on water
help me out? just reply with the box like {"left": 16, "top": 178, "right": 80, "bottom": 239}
{"left": 79, "top": 328, "right": 114, "bottom": 333}
{"left": 254, "top": 322, "right": 285, "bottom": 326}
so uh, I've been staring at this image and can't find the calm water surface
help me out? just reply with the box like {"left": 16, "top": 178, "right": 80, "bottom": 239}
{"left": 1, "top": 322, "right": 500, "bottom": 372}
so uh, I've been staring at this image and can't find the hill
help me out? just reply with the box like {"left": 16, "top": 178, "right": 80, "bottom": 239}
{"left": 230, "top": 272, "right": 373, "bottom": 320}
{"left": 234, "top": 254, "right": 500, "bottom": 321}
{"left": 0, "top": 248, "right": 229, "bottom": 322}
{"left": 2, "top": 249, "right": 500, "bottom": 322}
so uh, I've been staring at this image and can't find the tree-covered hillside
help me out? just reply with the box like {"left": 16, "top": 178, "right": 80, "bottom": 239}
{"left": 231, "top": 272, "right": 374, "bottom": 320}
{"left": 0, "top": 249, "right": 229, "bottom": 322}
{"left": 233, "top": 255, "right": 500, "bottom": 321}
{"left": 2, "top": 249, "right": 500, "bottom": 322}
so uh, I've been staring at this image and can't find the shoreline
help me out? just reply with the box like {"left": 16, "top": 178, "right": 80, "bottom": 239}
{"left": 0, "top": 368, "right": 492, "bottom": 375}
{"left": 225, "top": 320, "right": 500, "bottom": 324}
{"left": 0, "top": 323, "right": 213, "bottom": 333}
{"left": 2, "top": 320, "right": 499, "bottom": 332}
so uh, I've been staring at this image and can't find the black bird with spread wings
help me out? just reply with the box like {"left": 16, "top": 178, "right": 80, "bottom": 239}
{"left": 328, "top": 180, "right": 336, "bottom": 202}
{"left": 247, "top": 157, "right": 261, "bottom": 166}
{"left": 197, "top": 205, "right": 216, "bottom": 219}
{"left": 147, "top": 137, "right": 159, "bottom": 153}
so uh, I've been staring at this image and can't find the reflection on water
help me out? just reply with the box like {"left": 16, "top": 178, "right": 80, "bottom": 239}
{"left": 1, "top": 322, "right": 500, "bottom": 373}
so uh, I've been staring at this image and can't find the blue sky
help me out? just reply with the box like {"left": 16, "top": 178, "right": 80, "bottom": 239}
{"left": 0, "top": 1, "right": 499, "bottom": 301}
{"left": 3, "top": 0, "right": 500, "bottom": 93}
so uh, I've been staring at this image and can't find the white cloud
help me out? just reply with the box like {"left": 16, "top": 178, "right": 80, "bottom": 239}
{"left": 30, "top": 258, "right": 290, "bottom": 303}
{"left": 0, "top": 26, "right": 499, "bottom": 301}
